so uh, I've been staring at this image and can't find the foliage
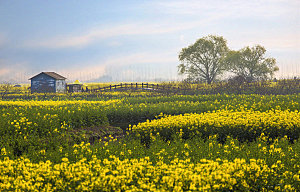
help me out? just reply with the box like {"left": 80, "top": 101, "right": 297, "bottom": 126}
{"left": 0, "top": 100, "right": 110, "bottom": 156}
{"left": 105, "top": 94, "right": 300, "bottom": 126}
{"left": 0, "top": 82, "right": 13, "bottom": 99}
{"left": 178, "top": 35, "right": 229, "bottom": 84}
{"left": 1, "top": 93, "right": 300, "bottom": 157}
{"left": 225, "top": 45, "right": 279, "bottom": 81}
{"left": 0, "top": 91, "right": 300, "bottom": 191}
{"left": 131, "top": 110, "right": 300, "bottom": 144}
{"left": 0, "top": 136, "right": 299, "bottom": 191}
{"left": 178, "top": 35, "right": 279, "bottom": 84}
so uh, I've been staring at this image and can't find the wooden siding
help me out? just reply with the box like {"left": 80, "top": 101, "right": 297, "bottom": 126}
{"left": 30, "top": 73, "right": 66, "bottom": 93}
{"left": 55, "top": 80, "right": 66, "bottom": 93}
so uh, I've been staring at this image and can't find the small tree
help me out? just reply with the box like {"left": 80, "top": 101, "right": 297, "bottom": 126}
{"left": 0, "top": 82, "right": 13, "bottom": 100}
{"left": 178, "top": 35, "right": 229, "bottom": 84}
{"left": 225, "top": 45, "right": 279, "bottom": 82}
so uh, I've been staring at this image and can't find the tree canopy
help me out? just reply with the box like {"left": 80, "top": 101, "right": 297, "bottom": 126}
{"left": 225, "top": 45, "right": 278, "bottom": 82}
{"left": 178, "top": 35, "right": 279, "bottom": 83}
{"left": 178, "top": 35, "right": 229, "bottom": 84}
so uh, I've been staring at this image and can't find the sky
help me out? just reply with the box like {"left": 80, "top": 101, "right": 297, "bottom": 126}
{"left": 0, "top": 0, "right": 299, "bottom": 83}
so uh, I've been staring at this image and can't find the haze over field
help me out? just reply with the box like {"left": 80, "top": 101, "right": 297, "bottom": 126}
{"left": 0, "top": 0, "right": 299, "bottom": 83}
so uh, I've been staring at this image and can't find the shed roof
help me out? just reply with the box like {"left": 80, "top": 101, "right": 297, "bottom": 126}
{"left": 29, "top": 72, "right": 67, "bottom": 80}
{"left": 73, "top": 80, "right": 82, "bottom": 84}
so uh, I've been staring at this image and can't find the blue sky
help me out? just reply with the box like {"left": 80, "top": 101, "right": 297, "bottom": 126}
{"left": 0, "top": 0, "right": 299, "bottom": 83}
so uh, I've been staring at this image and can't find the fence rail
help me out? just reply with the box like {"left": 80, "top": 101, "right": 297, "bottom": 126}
{"left": 91, "top": 83, "right": 157, "bottom": 92}
{"left": 90, "top": 83, "right": 190, "bottom": 93}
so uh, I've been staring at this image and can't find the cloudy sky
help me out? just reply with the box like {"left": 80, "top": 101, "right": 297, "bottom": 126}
{"left": 0, "top": 0, "right": 299, "bottom": 83}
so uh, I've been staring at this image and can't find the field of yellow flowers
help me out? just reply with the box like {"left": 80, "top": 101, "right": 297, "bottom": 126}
{"left": 0, "top": 92, "right": 299, "bottom": 191}
{"left": 131, "top": 109, "right": 300, "bottom": 143}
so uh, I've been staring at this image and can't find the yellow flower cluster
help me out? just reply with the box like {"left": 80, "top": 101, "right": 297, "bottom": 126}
{"left": 0, "top": 156, "right": 298, "bottom": 191}
{"left": 1, "top": 100, "right": 116, "bottom": 137}
{"left": 0, "top": 100, "right": 120, "bottom": 107}
{"left": 131, "top": 110, "right": 300, "bottom": 141}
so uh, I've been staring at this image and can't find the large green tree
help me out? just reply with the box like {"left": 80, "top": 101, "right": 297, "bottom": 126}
{"left": 178, "top": 35, "right": 229, "bottom": 84}
{"left": 225, "top": 45, "right": 279, "bottom": 82}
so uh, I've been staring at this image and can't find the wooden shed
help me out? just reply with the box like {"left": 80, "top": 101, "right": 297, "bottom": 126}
{"left": 29, "top": 72, "right": 67, "bottom": 93}
{"left": 67, "top": 80, "right": 83, "bottom": 93}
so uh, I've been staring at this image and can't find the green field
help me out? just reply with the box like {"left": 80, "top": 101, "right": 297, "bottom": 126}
{"left": 0, "top": 84, "right": 300, "bottom": 191}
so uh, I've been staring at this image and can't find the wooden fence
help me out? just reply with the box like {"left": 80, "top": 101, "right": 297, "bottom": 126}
{"left": 91, "top": 83, "right": 158, "bottom": 92}
{"left": 90, "top": 83, "right": 191, "bottom": 93}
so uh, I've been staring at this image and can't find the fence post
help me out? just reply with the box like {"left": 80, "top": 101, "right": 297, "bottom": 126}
{"left": 110, "top": 85, "right": 112, "bottom": 90}
{"left": 142, "top": 83, "right": 144, "bottom": 89}
{"left": 146, "top": 83, "right": 148, "bottom": 88}
{"left": 136, "top": 83, "right": 138, "bottom": 89}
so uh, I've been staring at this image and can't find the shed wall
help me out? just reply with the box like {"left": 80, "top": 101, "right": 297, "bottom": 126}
{"left": 56, "top": 80, "right": 66, "bottom": 93}
{"left": 31, "top": 73, "right": 56, "bottom": 93}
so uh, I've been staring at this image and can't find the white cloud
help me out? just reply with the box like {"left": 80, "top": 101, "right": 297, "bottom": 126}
{"left": 107, "top": 41, "right": 122, "bottom": 47}
{"left": 23, "top": 0, "right": 299, "bottom": 50}
{"left": 99, "top": 51, "right": 179, "bottom": 81}
{"left": 5, "top": 0, "right": 299, "bottom": 81}
{"left": 56, "top": 50, "right": 178, "bottom": 81}
{"left": 0, "top": 60, "right": 30, "bottom": 82}
{"left": 151, "top": 0, "right": 299, "bottom": 18}
{"left": 227, "top": 32, "right": 300, "bottom": 51}
{"left": 179, "top": 35, "right": 185, "bottom": 43}
{"left": 23, "top": 21, "right": 205, "bottom": 49}
{"left": 103, "top": 52, "right": 177, "bottom": 67}
{"left": 60, "top": 65, "right": 106, "bottom": 82}
{"left": 149, "top": 0, "right": 300, "bottom": 50}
